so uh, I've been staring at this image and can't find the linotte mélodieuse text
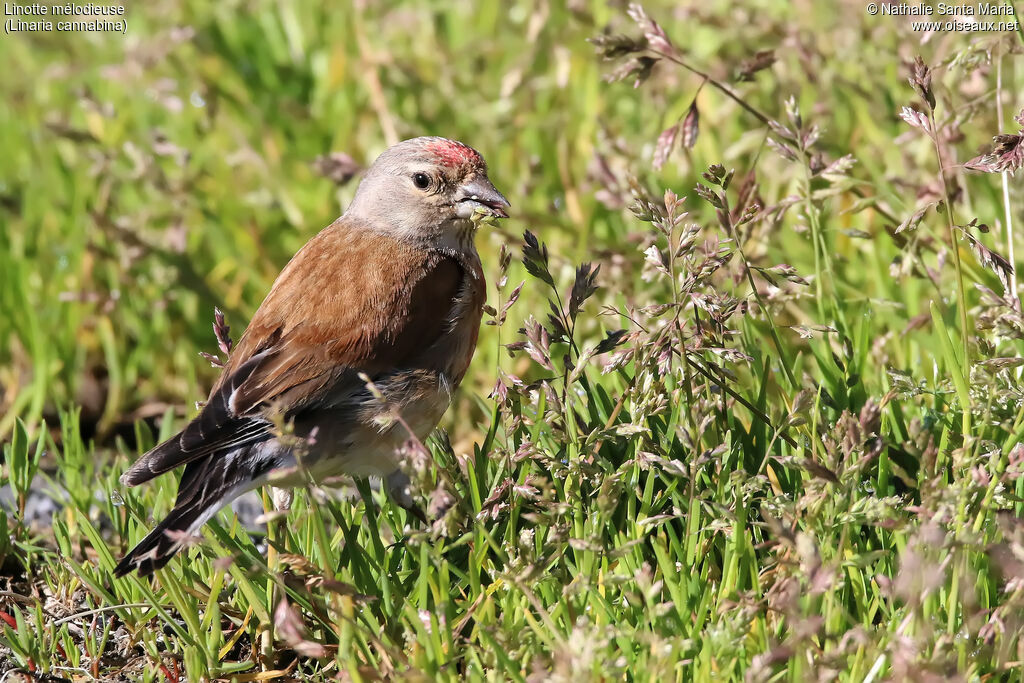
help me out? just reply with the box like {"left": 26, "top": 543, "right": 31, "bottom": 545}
{"left": 880, "top": 2, "right": 1015, "bottom": 15}
{"left": 4, "top": 2, "right": 125, "bottom": 33}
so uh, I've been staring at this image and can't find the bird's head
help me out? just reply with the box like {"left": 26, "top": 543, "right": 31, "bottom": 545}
{"left": 347, "top": 137, "right": 510, "bottom": 249}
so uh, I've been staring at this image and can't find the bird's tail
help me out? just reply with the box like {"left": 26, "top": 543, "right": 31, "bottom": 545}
{"left": 114, "top": 456, "right": 256, "bottom": 577}
{"left": 113, "top": 499, "right": 212, "bottom": 577}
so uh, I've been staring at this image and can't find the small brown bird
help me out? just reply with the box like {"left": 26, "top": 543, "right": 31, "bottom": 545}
{"left": 115, "top": 137, "right": 508, "bottom": 576}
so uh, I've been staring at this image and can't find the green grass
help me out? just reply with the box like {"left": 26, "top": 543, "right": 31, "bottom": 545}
{"left": 2, "top": 0, "right": 1024, "bottom": 679}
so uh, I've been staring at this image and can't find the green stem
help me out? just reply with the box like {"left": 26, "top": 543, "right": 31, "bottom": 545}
{"left": 927, "top": 109, "right": 972, "bottom": 433}
{"left": 721, "top": 193, "right": 798, "bottom": 389}
{"left": 651, "top": 49, "right": 770, "bottom": 126}
{"left": 995, "top": 53, "right": 1018, "bottom": 297}
{"left": 1011, "top": 0, "right": 1024, "bottom": 44}
{"left": 802, "top": 162, "right": 837, "bottom": 324}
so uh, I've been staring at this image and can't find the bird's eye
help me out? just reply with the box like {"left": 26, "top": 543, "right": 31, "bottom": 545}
{"left": 412, "top": 172, "right": 431, "bottom": 189}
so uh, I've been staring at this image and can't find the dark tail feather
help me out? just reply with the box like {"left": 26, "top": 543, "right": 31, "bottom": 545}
{"left": 113, "top": 501, "right": 208, "bottom": 577}
{"left": 114, "top": 455, "right": 269, "bottom": 578}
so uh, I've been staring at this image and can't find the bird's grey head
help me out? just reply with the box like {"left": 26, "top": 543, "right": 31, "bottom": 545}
{"left": 346, "top": 137, "right": 510, "bottom": 249}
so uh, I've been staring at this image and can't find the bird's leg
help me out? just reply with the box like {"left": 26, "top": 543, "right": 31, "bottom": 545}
{"left": 254, "top": 486, "right": 295, "bottom": 668}
{"left": 386, "top": 470, "right": 427, "bottom": 524}
{"left": 263, "top": 485, "right": 293, "bottom": 567}
{"left": 270, "top": 486, "right": 294, "bottom": 513}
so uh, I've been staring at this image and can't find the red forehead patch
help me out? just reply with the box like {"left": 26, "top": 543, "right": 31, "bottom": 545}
{"left": 424, "top": 139, "right": 482, "bottom": 167}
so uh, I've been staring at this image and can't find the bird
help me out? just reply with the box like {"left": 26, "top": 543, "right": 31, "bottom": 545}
{"left": 114, "top": 137, "right": 509, "bottom": 577}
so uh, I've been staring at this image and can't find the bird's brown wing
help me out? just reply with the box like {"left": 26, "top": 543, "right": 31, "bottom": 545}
{"left": 121, "top": 225, "right": 462, "bottom": 486}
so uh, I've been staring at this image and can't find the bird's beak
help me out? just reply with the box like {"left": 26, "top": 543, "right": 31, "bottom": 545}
{"left": 455, "top": 176, "right": 510, "bottom": 219}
